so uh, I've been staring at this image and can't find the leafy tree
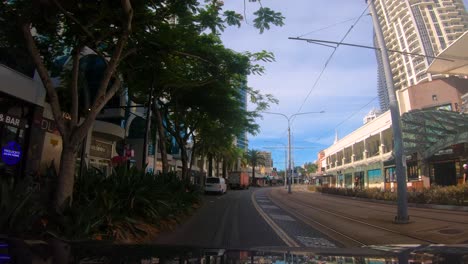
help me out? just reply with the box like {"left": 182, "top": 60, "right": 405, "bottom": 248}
{"left": 0, "top": 0, "right": 283, "bottom": 209}
{"left": 303, "top": 162, "right": 318, "bottom": 174}
{"left": 125, "top": 29, "right": 277, "bottom": 180}
{"left": 245, "top": 149, "right": 266, "bottom": 185}
{"left": 0, "top": 0, "right": 139, "bottom": 210}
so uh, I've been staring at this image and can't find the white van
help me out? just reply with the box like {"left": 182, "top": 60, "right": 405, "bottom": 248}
{"left": 205, "top": 177, "right": 227, "bottom": 194}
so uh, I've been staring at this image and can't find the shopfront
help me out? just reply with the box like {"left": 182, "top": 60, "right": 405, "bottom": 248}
{"left": 89, "top": 138, "right": 113, "bottom": 176}
{"left": 0, "top": 92, "right": 43, "bottom": 179}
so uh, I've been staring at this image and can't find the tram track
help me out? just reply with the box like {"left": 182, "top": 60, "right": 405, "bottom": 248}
{"left": 302, "top": 192, "right": 468, "bottom": 225}
{"left": 268, "top": 191, "right": 439, "bottom": 247}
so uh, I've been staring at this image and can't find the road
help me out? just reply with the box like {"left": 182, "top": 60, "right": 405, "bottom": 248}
{"left": 154, "top": 188, "right": 286, "bottom": 249}
{"left": 154, "top": 187, "right": 468, "bottom": 249}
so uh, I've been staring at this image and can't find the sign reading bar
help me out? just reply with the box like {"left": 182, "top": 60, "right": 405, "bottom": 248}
{"left": 0, "top": 113, "right": 26, "bottom": 128}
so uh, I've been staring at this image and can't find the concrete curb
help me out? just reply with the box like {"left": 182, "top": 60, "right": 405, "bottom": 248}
{"left": 310, "top": 191, "right": 468, "bottom": 212}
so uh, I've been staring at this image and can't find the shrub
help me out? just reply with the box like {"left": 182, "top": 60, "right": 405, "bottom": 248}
{"left": 315, "top": 185, "right": 468, "bottom": 206}
{"left": 48, "top": 166, "right": 202, "bottom": 241}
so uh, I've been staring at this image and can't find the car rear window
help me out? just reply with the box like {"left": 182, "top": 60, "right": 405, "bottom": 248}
{"left": 206, "top": 178, "right": 220, "bottom": 184}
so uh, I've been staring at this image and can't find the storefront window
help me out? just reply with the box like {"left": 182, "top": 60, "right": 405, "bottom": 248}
{"left": 385, "top": 167, "right": 396, "bottom": 182}
{"left": 407, "top": 162, "right": 419, "bottom": 180}
{"left": 368, "top": 169, "right": 383, "bottom": 184}
{"left": 0, "top": 93, "right": 32, "bottom": 179}
{"left": 344, "top": 173, "right": 352, "bottom": 188}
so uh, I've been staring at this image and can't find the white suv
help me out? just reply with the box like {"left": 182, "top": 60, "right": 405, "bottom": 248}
{"left": 205, "top": 177, "right": 227, "bottom": 194}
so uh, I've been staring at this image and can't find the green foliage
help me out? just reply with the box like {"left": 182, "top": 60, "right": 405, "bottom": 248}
{"left": 316, "top": 185, "right": 468, "bottom": 206}
{"left": 0, "top": 166, "right": 62, "bottom": 238}
{"left": 245, "top": 149, "right": 266, "bottom": 168}
{"left": 253, "top": 7, "right": 285, "bottom": 34}
{"left": 224, "top": 11, "right": 243, "bottom": 28}
{"left": 303, "top": 163, "right": 318, "bottom": 174}
{"left": 48, "top": 167, "right": 201, "bottom": 241}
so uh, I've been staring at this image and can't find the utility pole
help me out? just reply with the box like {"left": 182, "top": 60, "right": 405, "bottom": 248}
{"left": 368, "top": 0, "right": 409, "bottom": 223}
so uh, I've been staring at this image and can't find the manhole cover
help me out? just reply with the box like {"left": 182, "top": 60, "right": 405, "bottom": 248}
{"left": 438, "top": 229, "right": 463, "bottom": 235}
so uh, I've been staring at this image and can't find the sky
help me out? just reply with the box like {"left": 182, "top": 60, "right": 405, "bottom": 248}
{"left": 219, "top": 0, "right": 468, "bottom": 170}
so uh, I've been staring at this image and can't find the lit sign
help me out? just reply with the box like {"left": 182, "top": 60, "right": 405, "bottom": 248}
{"left": 0, "top": 113, "right": 25, "bottom": 128}
{"left": 1, "top": 141, "right": 22, "bottom": 165}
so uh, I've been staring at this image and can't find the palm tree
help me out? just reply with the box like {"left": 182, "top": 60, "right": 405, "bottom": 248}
{"left": 245, "top": 149, "right": 265, "bottom": 186}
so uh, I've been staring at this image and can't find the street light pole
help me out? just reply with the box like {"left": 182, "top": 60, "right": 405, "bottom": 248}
{"left": 287, "top": 124, "right": 292, "bottom": 193}
{"left": 264, "top": 111, "right": 324, "bottom": 194}
{"left": 368, "top": 0, "right": 409, "bottom": 223}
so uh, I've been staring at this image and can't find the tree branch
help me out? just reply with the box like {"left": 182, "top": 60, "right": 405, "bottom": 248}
{"left": 52, "top": 0, "right": 94, "bottom": 40}
{"left": 70, "top": 45, "right": 82, "bottom": 127}
{"left": 120, "top": 47, "right": 139, "bottom": 61}
{"left": 172, "top": 51, "right": 216, "bottom": 65}
{"left": 21, "top": 23, "right": 68, "bottom": 137}
{"left": 74, "top": 77, "right": 122, "bottom": 145}
{"left": 92, "top": 0, "right": 133, "bottom": 110}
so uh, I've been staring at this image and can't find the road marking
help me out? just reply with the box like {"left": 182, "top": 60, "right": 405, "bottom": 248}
{"left": 260, "top": 205, "right": 279, "bottom": 209}
{"left": 251, "top": 191, "right": 300, "bottom": 248}
{"left": 270, "top": 214, "right": 296, "bottom": 221}
{"left": 256, "top": 199, "right": 270, "bottom": 203}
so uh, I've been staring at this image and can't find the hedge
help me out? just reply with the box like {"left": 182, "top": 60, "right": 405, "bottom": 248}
{"left": 311, "top": 185, "right": 468, "bottom": 206}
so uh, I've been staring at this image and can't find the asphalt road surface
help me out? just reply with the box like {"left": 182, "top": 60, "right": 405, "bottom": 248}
{"left": 154, "top": 187, "right": 287, "bottom": 249}
{"left": 154, "top": 186, "right": 468, "bottom": 249}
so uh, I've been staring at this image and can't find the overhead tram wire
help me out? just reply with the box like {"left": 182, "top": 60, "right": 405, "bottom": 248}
{"left": 292, "top": 4, "right": 370, "bottom": 120}
{"left": 315, "top": 96, "right": 378, "bottom": 143}
{"left": 297, "top": 16, "right": 365, "bottom": 38}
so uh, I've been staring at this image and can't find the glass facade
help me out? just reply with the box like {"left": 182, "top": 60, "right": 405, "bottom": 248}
{"left": 0, "top": 93, "right": 33, "bottom": 179}
{"left": 367, "top": 169, "right": 383, "bottom": 184}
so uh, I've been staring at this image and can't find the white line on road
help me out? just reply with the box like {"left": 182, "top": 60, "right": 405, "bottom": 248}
{"left": 251, "top": 191, "right": 300, "bottom": 248}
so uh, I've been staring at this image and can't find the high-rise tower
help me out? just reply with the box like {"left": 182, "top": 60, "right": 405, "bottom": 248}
{"left": 370, "top": 0, "right": 468, "bottom": 110}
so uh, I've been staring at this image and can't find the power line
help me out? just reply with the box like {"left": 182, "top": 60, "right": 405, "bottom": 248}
{"left": 293, "top": 4, "right": 370, "bottom": 117}
{"left": 296, "top": 16, "right": 365, "bottom": 38}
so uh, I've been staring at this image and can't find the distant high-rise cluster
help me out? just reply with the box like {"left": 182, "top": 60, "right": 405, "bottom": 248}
{"left": 371, "top": 0, "right": 468, "bottom": 111}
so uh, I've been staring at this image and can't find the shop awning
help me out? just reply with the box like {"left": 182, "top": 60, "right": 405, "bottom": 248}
{"left": 427, "top": 31, "right": 468, "bottom": 76}
{"left": 402, "top": 109, "right": 468, "bottom": 159}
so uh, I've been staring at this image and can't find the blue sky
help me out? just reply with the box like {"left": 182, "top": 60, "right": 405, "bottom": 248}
{"left": 220, "top": 1, "right": 468, "bottom": 170}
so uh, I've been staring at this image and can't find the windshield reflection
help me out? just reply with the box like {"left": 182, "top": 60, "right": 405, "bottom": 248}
{"left": 2, "top": 240, "right": 468, "bottom": 264}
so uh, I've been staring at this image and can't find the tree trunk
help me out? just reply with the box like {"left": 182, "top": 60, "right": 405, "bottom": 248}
{"left": 208, "top": 153, "right": 213, "bottom": 177}
{"left": 142, "top": 84, "right": 154, "bottom": 170}
{"left": 222, "top": 159, "right": 227, "bottom": 178}
{"left": 180, "top": 145, "right": 189, "bottom": 180}
{"left": 216, "top": 157, "right": 220, "bottom": 177}
{"left": 252, "top": 165, "right": 256, "bottom": 186}
{"left": 189, "top": 143, "right": 196, "bottom": 172}
{"left": 55, "top": 144, "right": 76, "bottom": 210}
{"left": 153, "top": 104, "right": 168, "bottom": 174}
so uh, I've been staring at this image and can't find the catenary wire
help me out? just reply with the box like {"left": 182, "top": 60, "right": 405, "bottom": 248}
{"left": 315, "top": 96, "right": 378, "bottom": 143}
{"left": 296, "top": 16, "right": 366, "bottom": 38}
{"left": 293, "top": 4, "right": 370, "bottom": 118}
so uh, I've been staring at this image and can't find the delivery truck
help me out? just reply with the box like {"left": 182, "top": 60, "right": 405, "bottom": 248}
{"left": 228, "top": 171, "right": 249, "bottom": 189}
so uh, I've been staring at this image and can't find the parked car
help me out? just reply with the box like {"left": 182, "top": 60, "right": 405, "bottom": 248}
{"left": 205, "top": 177, "right": 227, "bottom": 194}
